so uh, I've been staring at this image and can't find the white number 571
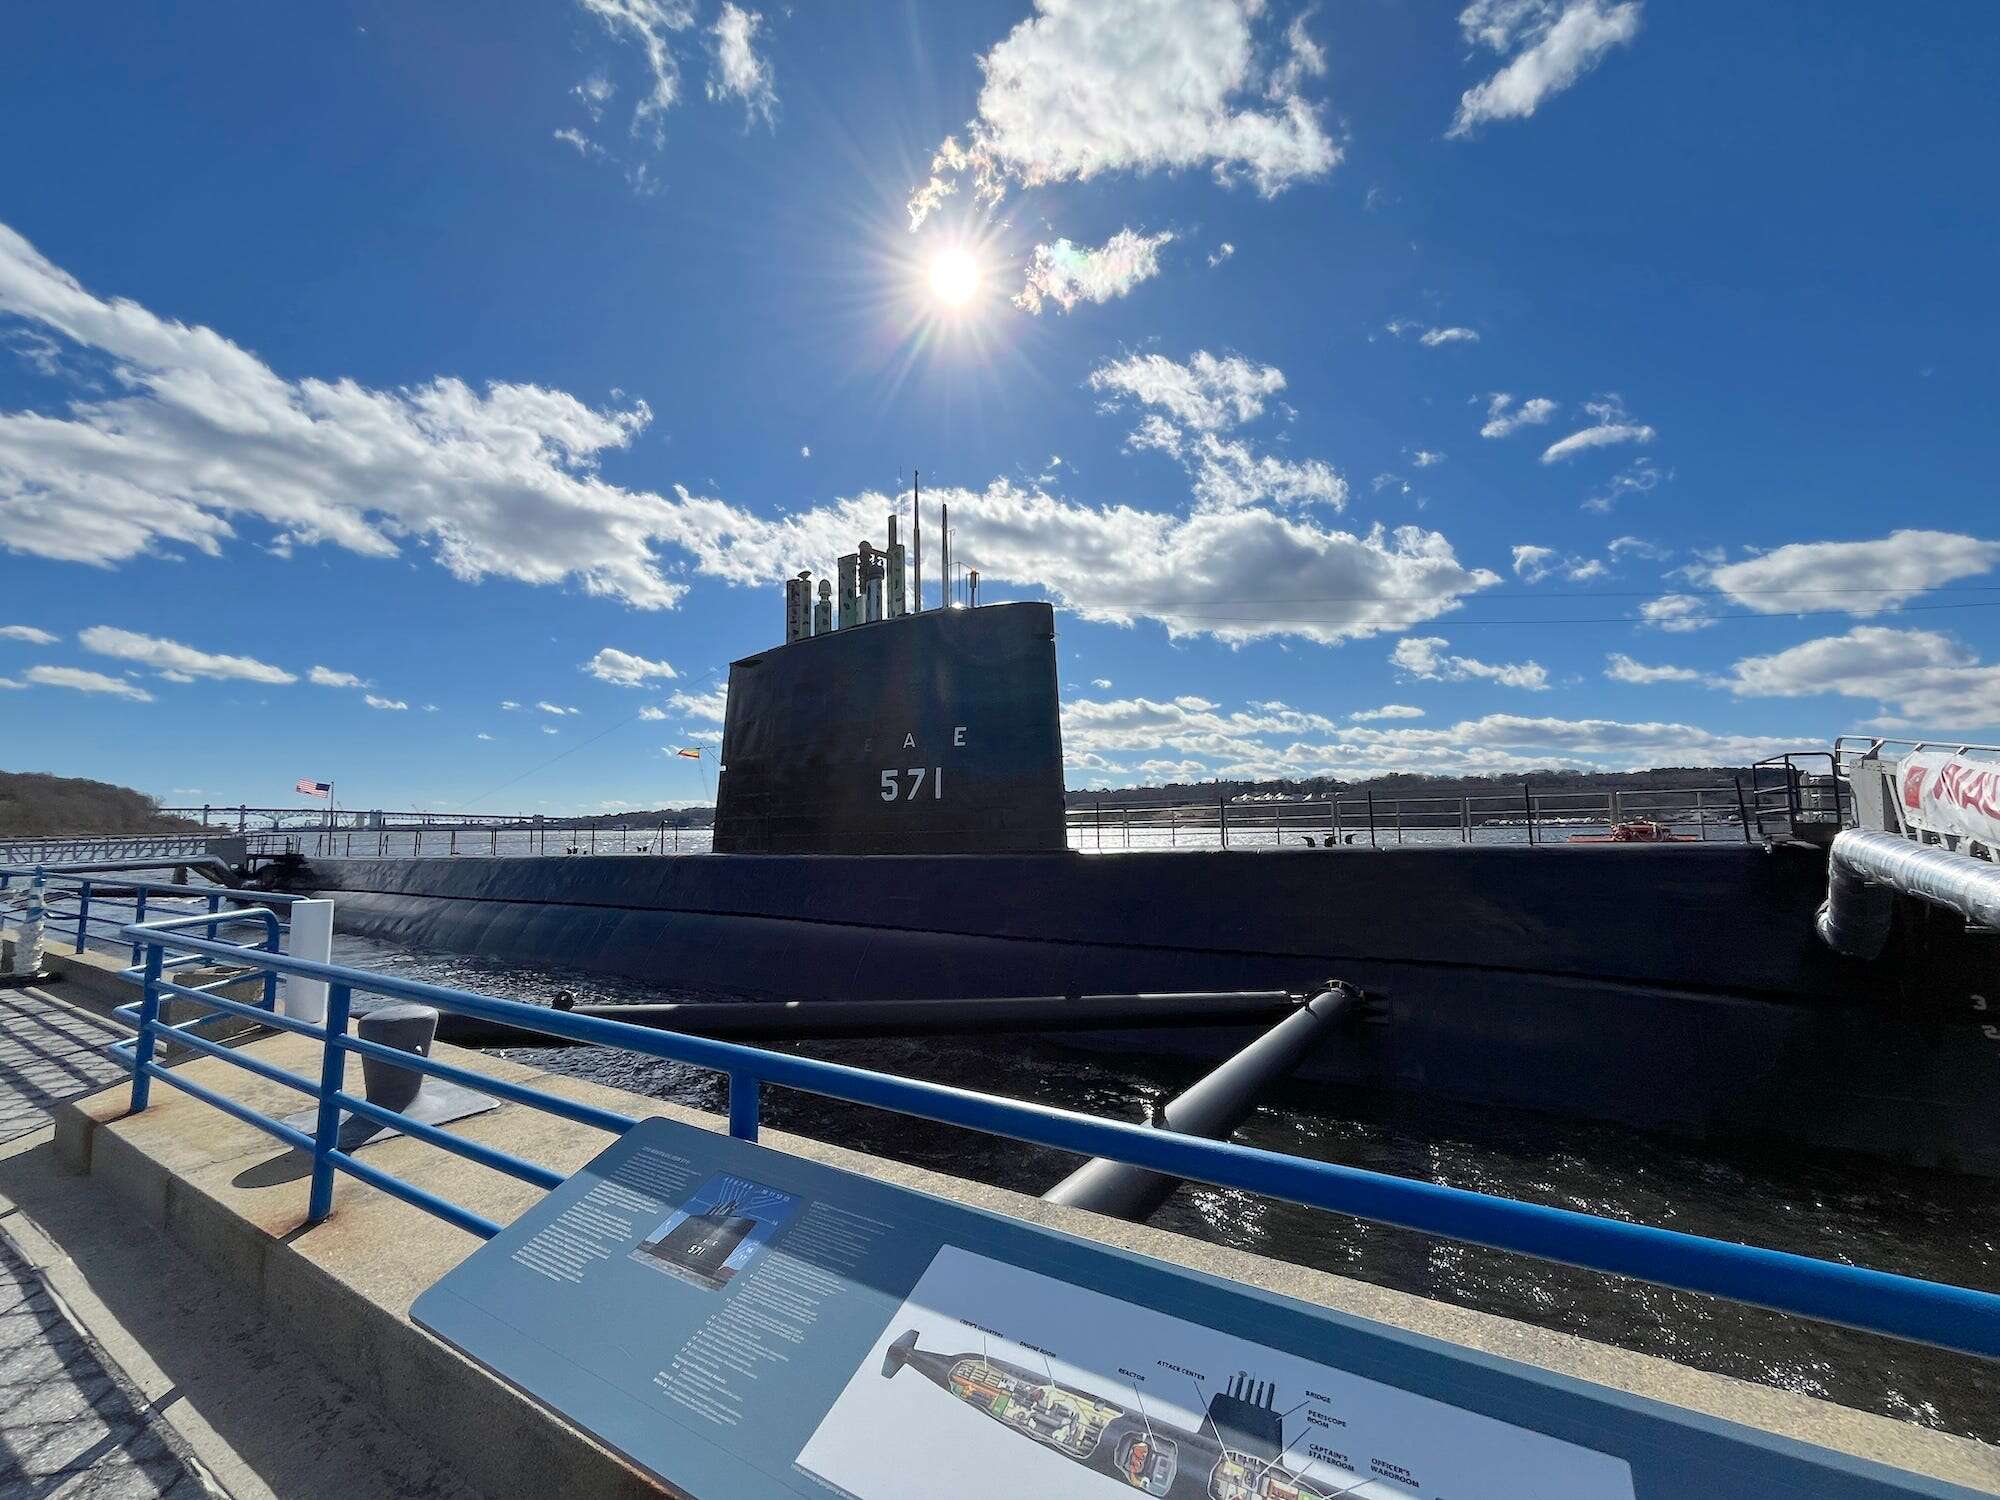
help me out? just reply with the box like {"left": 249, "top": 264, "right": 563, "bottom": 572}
{"left": 879, "top": 767, "right": 944, "bottom": 801}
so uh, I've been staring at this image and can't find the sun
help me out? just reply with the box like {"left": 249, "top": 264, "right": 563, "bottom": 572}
{"left": 927, "top": 246, "right": 982, "bottom": 308}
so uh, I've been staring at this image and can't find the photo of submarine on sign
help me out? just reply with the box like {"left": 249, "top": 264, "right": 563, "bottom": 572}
{"left": 879, "top": 1332, "right": 1332, "bottom": 1499}
{"left": 630, "top": 1173, "right": 799, "bottom": 1291}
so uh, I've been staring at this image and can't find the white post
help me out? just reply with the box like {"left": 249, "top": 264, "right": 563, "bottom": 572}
{"left": 281, "top": 898, "right": 334, "bottom": 1024}
{"left": 11, "top": 871, "right": 45, "bottom": 978}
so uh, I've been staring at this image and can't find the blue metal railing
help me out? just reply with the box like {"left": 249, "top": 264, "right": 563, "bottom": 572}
{"left": 112, "top": 918, "right": 2000, "bottom": 1364}
{"left": 2, "top": 863, "right": 305, "bottom": 969}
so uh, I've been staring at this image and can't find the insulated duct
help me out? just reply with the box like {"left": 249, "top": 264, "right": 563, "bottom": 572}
{"left": 1817, "top": 829, "right": 2000, "bottom": 961}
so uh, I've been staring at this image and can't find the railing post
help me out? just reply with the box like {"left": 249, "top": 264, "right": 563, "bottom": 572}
{"left": 1219, "top": 796, "right": 1228, "bottom": 848}
{"left": 205, "top": 891, "right": 222, "bottom": 939}
{"left": 129, "top": 942, "right": 164, "bottom": 1112}
{"left": 1524, "top": 785, "right": 1536, "bottom": 845}
{"left": 727, "top": 1072, "right": 760, "bottom": 1142}
{"left": 130, "top": 887, "right": 148, "bottom": 964}
{"left": 74, "top": 879, "right": 91, "bottom": 954}
{"left": 308, "top": 982, "right": 353, "bottom": 1222}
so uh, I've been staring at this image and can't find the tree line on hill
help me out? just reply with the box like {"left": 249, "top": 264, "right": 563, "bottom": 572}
{"left": 0, "top": 770, "right": 204, "bottom": 836}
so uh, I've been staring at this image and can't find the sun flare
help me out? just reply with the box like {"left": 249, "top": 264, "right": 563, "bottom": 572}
{"left": 927, "top": 246, "right": 982, "bottom": 307}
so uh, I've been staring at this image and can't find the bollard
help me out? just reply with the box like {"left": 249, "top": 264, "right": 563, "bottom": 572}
{"left": 286, "top": 999, "right": 497, "bottom": 1151}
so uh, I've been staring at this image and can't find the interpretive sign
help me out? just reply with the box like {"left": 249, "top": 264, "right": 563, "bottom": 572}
{"left": 413, "top": 1118, "right": 1971, "bottom": 1499}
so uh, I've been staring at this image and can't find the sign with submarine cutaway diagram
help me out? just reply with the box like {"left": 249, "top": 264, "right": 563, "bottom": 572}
{"left": 413, "top": 1118, "right": 1967, "bottom": 1500}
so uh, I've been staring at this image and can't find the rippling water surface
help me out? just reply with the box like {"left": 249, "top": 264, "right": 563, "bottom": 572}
{"left": 319, "top": 930, "right": 2000, "bottom": 1444}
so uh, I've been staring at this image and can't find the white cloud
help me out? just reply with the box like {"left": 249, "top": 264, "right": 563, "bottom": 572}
{"left": 1062, "top": 690, "right": 1790, "bottom": 779}
{"left": 1184, "top": 433, "right": 1345, "bottom": 512}
{"left": 1386, "top": 321, "right": 1480, "bottom": 348}
{"left": 1091, "top": 678, "right": 1113, "bottom": 689}
{"left": 1089, "top": 351, "right": 1284, "bottom": 432}
{"left": 0, "top": 221, "right": 690, "bottom": 608}
{"left": 423, "top": 703, "right": 439, "bottom": 712}
{"left": 576, "top": 0, "right": 696, "bottom": 146}
{"left": 543, "top": 724, "right": 561, "bottom": 735}
{"left": 1390, "top": 635, "right": 1549, "bottom": 690}
{"left": 668, "top": 684, "right": 729, "bottom": 722}
{"left": 78, "top": 626, "right": 295, "bottom": 684}
{"left": 1541, "top": 397, "right": 1655, "bottom": 463}
{"left": 364, "top": 694, "right": 407, "bottom": 710}
{"left": 584, "top": 646, "right": 679, "bottom": 686}
{"left": 639, "top": 705, "right": 668, "bottom": 720}
{"left": 1641, "top": 594, "right": 1714, "bottom": 632}
{"left": 729, "top": 484, "right": 1491, "bottom": 646}
{"left": 1090, "top": 351, "right": 1341, "bottom": 514}
{"left": 477, "top": 731, "right": 495, "bottom": 740}
{"left": 573, "top": 73, "right": 615, "bottom": 122}
{"left": 1014, "top": 228, "right": 1174, "bottom": 315}
{"left": 553, "top": 128, "right": 606, "bottom": 159}
{"left": 1511, "top": 544, "right": 1606, "bottom": 584}
{"left": 1, "top": 624, "right": 56, "bottom": 644}
{"left": 1708, "top": 531, "right": 2000, "bottom": 616}
{"left": 500, "top": 700, "right": 521, "bottom": 711}
{"left": 0, "top": 226, "right": 1504, "bottom": 653}
{"left": 1726, "top": 627, "right": 2000, "bottom": 726}
{"left": 1605, "top": 652, "right": 1702, "bottom": 684}
{"left": 707, "top": 3, "right": 776, "bottom": 125}
{"left": 1607, "top": 535, "right": 1668, "bottom": 560}
{"left": 308, "top": 665, "right": 365, "bottom": 688}
{"left": 799, "top": 445, "right": 810, "bottom": 458}
{"left": 1450, "top": 0, "right": 1642, "bottom": 138}
{"left": 1207, "top": 242, "right": 1235, "bottom": 268}
{"left": 1410, "top": 450, "right": 1445, "bottom": 468}
{"left": 1581, "top": 458, "right": 1663, "bottom": 512}
{"left": 1511, "top": 544, "right": 1557, "bottom": 581}
{"left": 20, "top": 665, "right": 153, "bottom": 701}
{"left": 537, "top": 701, "right": 581, "bottom": 716}
{"left": 1350, "top": 703, "right": 1424, "bottom": 720}
{"left": 907, "top": 0, "right": 1337, "bottom": 228}
{"left": 1479, "top": 393, "right": 1557, "bottom": 439}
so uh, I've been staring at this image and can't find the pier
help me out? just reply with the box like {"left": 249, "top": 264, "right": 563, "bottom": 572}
{"left": 2, "top": 891, "right": 1998, "bottom": 1495}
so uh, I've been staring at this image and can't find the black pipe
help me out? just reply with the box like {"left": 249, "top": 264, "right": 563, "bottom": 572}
{"left": 434, "top": 989, "right": 1304, "bottom": 1049}
{"left": 1041, "top": 982, "right": 1365, "bottom": 1222}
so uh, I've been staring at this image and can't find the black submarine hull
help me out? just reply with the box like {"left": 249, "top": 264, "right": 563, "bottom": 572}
{"left": 285, "top": 841, "right": 2000, "bottom": 1175}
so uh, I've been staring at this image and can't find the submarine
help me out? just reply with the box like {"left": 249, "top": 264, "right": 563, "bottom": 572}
{"left": 878, "top": 1331, "right": 1344, "bottom": 1499}
{"left": 263, "top": 508, "right": 2000, "bottom": 1174}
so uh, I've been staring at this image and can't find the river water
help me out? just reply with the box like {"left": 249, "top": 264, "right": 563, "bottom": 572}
{"left": 315, "top": 930, "right": 2000, "bottom": 1445}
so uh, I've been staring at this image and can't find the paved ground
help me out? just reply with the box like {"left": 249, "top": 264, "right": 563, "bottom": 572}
{"left": 0, "top": 985, "right": 210, "bottom": 1499}
{"left": 0, "top": 987, "right": 127, "bottom": 1148}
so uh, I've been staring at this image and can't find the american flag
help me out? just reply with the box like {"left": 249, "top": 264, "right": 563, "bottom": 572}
{"left": 295, "top": 778, "right": 332, "bottom": 797}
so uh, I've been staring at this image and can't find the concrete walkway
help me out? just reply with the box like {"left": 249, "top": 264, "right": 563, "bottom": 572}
{"left": 0, "top": 974, "right": 484, "bottom": 1500}
{"left": 0, "top": 983, "right": 208, "bottom": 1499}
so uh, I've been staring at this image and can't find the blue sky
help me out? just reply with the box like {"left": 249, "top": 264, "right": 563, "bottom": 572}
{"left": 3, "top": 0, "right": 1997, "bottom": 814}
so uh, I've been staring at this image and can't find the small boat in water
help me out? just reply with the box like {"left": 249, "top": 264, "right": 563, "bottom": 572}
{"left": 1568, "top": 820, "right": 1702, "bottom": 843}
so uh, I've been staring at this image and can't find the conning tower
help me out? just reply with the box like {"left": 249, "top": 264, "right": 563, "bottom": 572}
{"left": 711, "top": 491, "right": 1067, "bottom": 855}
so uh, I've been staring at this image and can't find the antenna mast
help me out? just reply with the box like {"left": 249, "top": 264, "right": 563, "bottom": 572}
{"left": 913, "top": 470, "right": 922, "bottom": 611}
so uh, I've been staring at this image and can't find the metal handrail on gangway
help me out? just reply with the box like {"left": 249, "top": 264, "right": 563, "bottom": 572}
{"left": 98, "top": 914, "right": 2000, "bottom": 1366}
